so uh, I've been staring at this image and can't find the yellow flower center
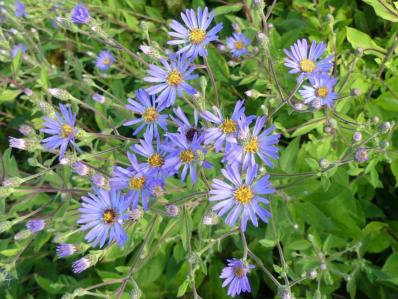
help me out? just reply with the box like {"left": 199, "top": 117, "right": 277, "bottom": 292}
{"left": 61, "top": 124, "right": 74, "bottom": 138}
{"left": 234, "top": 41, "right": 245, "bottom": 50}
{"left": 102, "top": 209, "right": 116, "bottom": 224}
{"left": 220, "top": 119, "right": 237, "bottom": 134}
{"left": 148, "top": 153, "right": 164, "bottom": 168}
{"left": 129, "top": 176, "right": 145, "bottom": 190}
{"left": 180, "top": 149, "right": 194, "bottom": 163}
{"left": 189, "top": 28, "right": 206, "bottom": 44}
{"left": 234, "top": 185, "right": 254, "bottom": 204}
{"left": 299, "top": 59, "right": 315, "bottom": 73}
{"left": 316, "top": 86, "right": 328, "bottom": 98}
{"left": 103, "top": 58, "right": 111, "bottom": 65}
{"left": 143, "top": 107, "right": 158, "bottom": 123}
{"left": 233, "top": 266, "right": 246, "bottom": 278}
{"left": 244, "top": 137, "right": 259, "bottom": 153}
{"left": 166, "top": 70, "right": 183, "bottom": 86}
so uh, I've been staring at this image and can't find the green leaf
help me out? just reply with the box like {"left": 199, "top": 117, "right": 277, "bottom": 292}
{"left": 391, "top": 160, "right": 398, "bottom": 187}
{"left": 177, "top": 280, "right": 189, "bottom": 297}
{"left": 259, "top": 239, "right": 276, "bottom": 248}
{"left": 363, "top": 0, "right": 398, "bottom": 22}
{"left": 0, "top": 89, "right": 21, "bottom": 103}
{"left": 382, "top": 252, "right": 398, "bottom": 284}
{"left": 291, "top": 118, "right": 325, "bottom": 137}
{"left": 207, "top": 47, "right": 230, "bottom": 82}
{"left": 286, "top": 240, "right": 311, "bottom": 251}
{"left": 375, "top": 92, "right": 398, "bottom": 112}
{"left": 214, "top": 4, "right": 243, "bottom": 16}
{"left": 279, "top": 137, "right": 300, "bottom": 173}
{"left": 346, "top": 27, "right": 385, "bottom": 58}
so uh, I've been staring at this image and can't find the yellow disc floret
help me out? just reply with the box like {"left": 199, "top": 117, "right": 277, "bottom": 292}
{"left": 130, "top": 176, "right": 146, "bottom": 190}
{"left": 102, "top": 209, "right": 116, "bottom": 224}
{"left": 148, "top": 153, "right": 164, "bottom": 168}
{"left": 143, "top": 107, "right": 158, "bottom": 123}
{"left": 244, "top": 137, "right": 259, "bottom": 153}
{"left": 180, "top": 149, "right": 195, "bottom": 163}
{"left": 189, "top": 28, "right": 206, "bottom": 44}
{"left": 166, "top": 70, "right": 183, "bottom": 86}
{"left": 299, "top": 59, "right": 315, "bottom": 73}
{"left": 316, "top": 86, "right": 328, "bottom": 98}
{"left": 61, "top": 124, "right": 74, "bottom": 138}
{"left": 220, "top": 119, "right": 237, "bottom": 134}
{"left": 234, "top": 185, "right": 254, "bottom": 205}
{"left": 234, "top": 41, "right": 245, "bottom": 50}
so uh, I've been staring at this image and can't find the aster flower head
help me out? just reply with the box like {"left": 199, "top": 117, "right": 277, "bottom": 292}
{"left": 11, "top": 44, "right": 27, "bottom": 58}
{"left": 299, "top": 73, "right": 338, "bottom": 107}
{"left": 15, "top": 0, "right": 26, "bottom": 18}
{"left": 92, "top": 93, "right": 105, "bottom": 103}
{"left": 72, "top": 257, "right": 91, "bottom": 273}
{"left": 72, "top": 161, "right": 90, "bottom": 176}
{"left": 41, "top": 104, "right": 79, "bottom": 160}
{"left": 227, "top": 33, "right": 250, "bottom": 57}
{"left": 284, "top": 39, "right": 333, "bottom": 82}
{"left": 110, "top": 153, "right": 154, "bottom": 210}
{"left": 71, "top": 3, "right": 90, "bottom": 24}
{"left": 92, "top": 173, "right": 107, "bottom": 188}
{"left": 170, "top": 107, "right": 202, "bottom": 142}
{"left": 225, "top": 116, "right": 280, "bottom": 169}
{"left": 27, "top": 219, "right": 46, "bottom": 233}
{"left": 78, "top": 187, "right": 128, "bottom": 248}
{"left": 131, "top": 132, "right": 168, "bottom": 179}
{"left": 144, "top": 53, "right": 198, "bottom": 108}
{"left": 355, "top": 147, "right": 369, "bottom": 163}
{"left": 95, "top": 50, "right": 115, "bottom": 72}
{"left": 201, "top": 100, "right": 250, "bottom": 152}
{"left": 9, "top": 137, "right": 26, "bottom": 150}
{"left": 220, "top": 259, "right": 255, "bottom": 297}
{"left": 163, "top": 131, "right": 211, "bottom": 184}
{"left": 56, "top": 243, "right": 77, "bottom": 258}
{"left": 124, "top": 89, "right": 168, "bottom": 139}
{"left": 209, "top": 164, "right": 274, "bottom": 231}
{"left": 168, "top": 7, "right": 223, "bottom": 58}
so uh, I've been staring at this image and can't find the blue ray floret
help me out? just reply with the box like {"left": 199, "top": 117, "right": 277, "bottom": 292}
{"left": 78, "top": 187, "right": 128, "bottom": 248}
{"left": 220, "top": 259, "right": 255, "bottom": 297}
{"left": 144, "top": 54, "right": 198, "bottom": 108}
{"left": 209, "top": 164, "right": 274, "bottom": 231}
{"left": 168, "top": 7, "right": 223, "bottom": 58}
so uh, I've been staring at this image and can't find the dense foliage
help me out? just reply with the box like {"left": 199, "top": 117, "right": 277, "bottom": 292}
{"left": 1, "top": 0, "right": 398, "bottom": 298}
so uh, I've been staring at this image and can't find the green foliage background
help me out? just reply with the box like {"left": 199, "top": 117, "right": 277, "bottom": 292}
{"left": 1, "top": 0, "right": 398, "bottom": 298}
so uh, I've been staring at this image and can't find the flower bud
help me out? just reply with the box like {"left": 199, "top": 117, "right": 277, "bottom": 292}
{"left": 24, "top": 88, "right": 33, "bottom": 96}
{"left": 92, "top": 173, "right": 107, "bottom": 188}
{"left": 129, "top": 208, "right": 143, "bottom": 222}
{"left": 165, "top": 205, "right": 179, "bottom": 217}
{"left": 18, "top": 124, "right": 33, "bottom": 136}
{"left": 311, "top": 99, "right": 322, "bottom": 110}
{"left": 310, "top": 269, "right": 317, "bottom": 279}
{"left": 380, "top": 121, "right": 392, "bottom": 133}
{"left": 324, "top": 126, "right": 332, "bottom": 134}
{"left": 353, "top": 132, "right": 362, "bottom": 142}
{"left": 355, "top": 48, "right": 363, "bottom": 56}
{"left": 294, "top": 102, "right": 306, "bottom": 111}
{"left": 351, "top": 88, "right": 360, "bottom": 96}
{"left": 379, "top": 140, "right": 389, "bottom": 149}
{"left": 203, "top": 212, "right": 219, "bottom": 225}
{"left": 9, "top": 137, "right": 26, "bottom": 150}
{"left": 371, "top": 116, "right": 379, "bottom": 124}
{"left": 355, "top": 148, "right": 368, "bottom": 163}
{"left": 217, "top": 44, "right": 225, "bottom": 51}
{"left": 15, "top": 230, "right": 32, "bottom": 240}
{"left": 26, "top": 219, "right": 46, "bottom": 233}
{"left": 2, "top": 177, "right": 23, "bottom": 188}
{"left": 56, "top": 243, "right": 77, "bottom": 258}
{"left": 48, "top": 88, "right": 72, "bottom": 101}
{"left": 319, "top": 159, "right": 329, "bottom": 169}
{"left": 72, "top": 162, "right": 90, "bottom": 176}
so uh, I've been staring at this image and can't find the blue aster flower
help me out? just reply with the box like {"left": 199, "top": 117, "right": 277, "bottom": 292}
{"left": 299, "top": 73, "right": 338, "bottom": 107}
{"left": 41, "top": 104, "right": 79, "bottom": 160}
{"left": 27, "top": 219, "right": 46, "bottom": 233}
{"left": 11, "top": 44, "right": 27, "bottom": 58}
{"left": 144, "top": 54, "right": 198, "bottom": 108}
{"left": 209, "top": 164, "right": 274, "bottom": 231}
{"left": 110, "top": 153, "right": 154, "bottom": 210}
{"left": 71, "top": 3, "right": 90, "bottom": 24}
{"left": 132, "top": 132, "right": 169, "bottom": 179}
{"left": 163, "top": 132, "right": 211, "bottom": 184}
{"left": 170, "top": 107, "right": 202, "bottom": 142}
{"left": 168, "top": 7, "right": 223, "bottom": 58}
{"left": 15, "top": 0, "right": 26, "bottom": 18}
{"left": 56, "top": 243, "right": 77, "bottom": 258}
{"left": 78, "top": 187, "right": 128, "bottom": 248}
{"left": 200, "top": 100, "right": 250, "bottom": 152}
{"left": 226, "top": 33, "right": 250, "bottom": 57}
{"left": 224, "top": 116, "right": 280, "bottom": 169}
{"left": 124, "top": 89, "right": 168, "bottom": 139}
{"left": 284, "top": 39, "right": 333, "bottom": 82}
{"left": 95, "top": 50, "right": 115, "bottom": 72}
{"left": 220, "top": 259, "right": 255, "bottom": 297}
